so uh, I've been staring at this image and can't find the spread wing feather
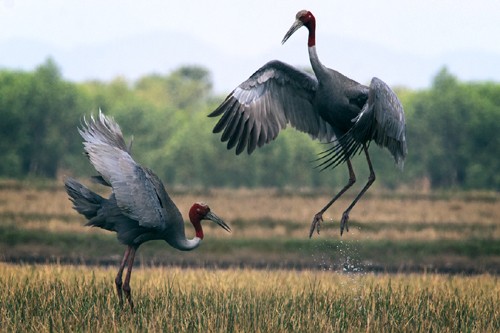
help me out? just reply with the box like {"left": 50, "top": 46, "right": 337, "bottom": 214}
{"left": 80, "top": 112, "right": 177, "bottom": 229}
{"left": 351, "top": 77, "right": 407, "bottom": 168}
{"left": 209, "top": 60, "right": 336, "bottom": 154}
{"left": 316, "top": 78, "right": 407, "bottom": 170}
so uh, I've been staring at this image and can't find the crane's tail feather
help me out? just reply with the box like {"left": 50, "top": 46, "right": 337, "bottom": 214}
{"left": 64, "top": 177, "right": 104, "bottom": 220}
{"left": 314, "top": 134, "right": 363, "bottom": 171}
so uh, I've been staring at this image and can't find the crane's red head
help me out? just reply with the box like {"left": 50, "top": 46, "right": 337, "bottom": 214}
{"left": 282, "top": 10, "right": 316, "bottom": 47}
{"left": 188, "top": 203, "right": 231, "bottom": 239}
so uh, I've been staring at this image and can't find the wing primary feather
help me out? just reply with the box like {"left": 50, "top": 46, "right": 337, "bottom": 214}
{"left": 209, "top": 60, "right": 324, "bottom": 154}
{"left": 220, "top": 104, "right": 243, "bottom": 142}
{"left": 212, "top": 98, "right": 238, "bottom": 134}
{"left": 235, "top": 118, "right": 250, "bottom": 155}
{"left": 258, "top": 123, "right": 268, "bottom": 147}
{"left": 227, "top": 105, "right": 248, "bottom": 150}
{"left": 208, "top": 95, "right": 233, "bottom": 118}
{"left": 247, "top": 121, "right": 260, "bottom": 154}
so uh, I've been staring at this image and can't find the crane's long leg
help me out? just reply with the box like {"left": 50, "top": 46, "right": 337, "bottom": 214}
{"left": 115, "top": 246, "right": 132, "bottom": 306}
{"left": 339, "top": 144, "right": 375, "bottom": 235}
{"left": 122, "top": 246, "right": 137, "bottom": 311}
{"left": 309, "top": 159, "right": 356, "bottom": 238}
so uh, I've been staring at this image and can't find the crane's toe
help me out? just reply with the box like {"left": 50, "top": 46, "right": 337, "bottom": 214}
{"left": 123, "top": 284, "right": 134, "bottom": 311}
{"left": 309, "top": 213, "right": 323, "bottom": 238}
{"left": 340, "top": 212, "right": 350, "bottom": 236}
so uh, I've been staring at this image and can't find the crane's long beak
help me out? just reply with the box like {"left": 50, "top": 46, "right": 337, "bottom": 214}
{"left": 282, "top": 19, "right": 304, "bottom": 44}
{"left": 205, "top": 211, "right": 231, "bottom": 233}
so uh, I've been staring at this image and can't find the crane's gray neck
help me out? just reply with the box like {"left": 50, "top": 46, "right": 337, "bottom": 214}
{"left": 167, "top": 236, "right": 201, "bottom": 251}
{"left": 308, "top": 46, "right": 327, "bottom": 79}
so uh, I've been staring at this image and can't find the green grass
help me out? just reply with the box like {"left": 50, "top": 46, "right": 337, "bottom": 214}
{"left": 0, "top": 264, "right": 498, "bottom": 332}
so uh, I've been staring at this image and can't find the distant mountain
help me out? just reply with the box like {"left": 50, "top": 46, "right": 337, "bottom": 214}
{"left": 1, "top": 32, "right": 498, "bottom": 94}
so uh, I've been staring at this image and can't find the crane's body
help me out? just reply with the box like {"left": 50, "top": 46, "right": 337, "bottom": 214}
{"left": 209, "top": 10, "right": 406, "bottom": 236}
{"left": 312, "top": 62, "right": 367, "bottom": 135}
{"left": 65, "top": 112, "right": 230, "bottom": 310}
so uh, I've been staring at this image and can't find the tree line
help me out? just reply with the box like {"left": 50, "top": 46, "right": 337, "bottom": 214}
{"left": 1, "top": 58, "right": 499, "bottom": 191}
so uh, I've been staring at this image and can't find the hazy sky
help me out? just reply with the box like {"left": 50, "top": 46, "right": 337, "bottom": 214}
{"left": 1, "top": 0, "right": 499, "bottom": 91}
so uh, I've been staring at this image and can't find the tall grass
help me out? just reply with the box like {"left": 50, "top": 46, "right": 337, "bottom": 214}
{"left": 1, "top": 263, "right": 498, "bottom": 332}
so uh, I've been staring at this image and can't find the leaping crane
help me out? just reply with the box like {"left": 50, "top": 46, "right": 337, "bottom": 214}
{"left": 65, "top": 111, "right": 231, "bottom": 310}
{"left": 209, "top": 10, "right": 407, "bottom": 237}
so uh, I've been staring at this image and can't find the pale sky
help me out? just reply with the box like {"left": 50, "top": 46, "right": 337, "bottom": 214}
{"left": 1, "top": 0, "right": 499, "bottom": 92}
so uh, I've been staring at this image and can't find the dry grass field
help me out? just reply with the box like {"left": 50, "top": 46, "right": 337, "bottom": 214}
{"left": 0, "top": 181, "right": 499, "bottom": 331}
{"left": 0, "top": 181, "right": 499, "bottom": 272}
{"left": 1, "top": 182, "right": 498, "bottom": 239}
{"left": 1, "top": 263, "right": 498, "bottom": 332}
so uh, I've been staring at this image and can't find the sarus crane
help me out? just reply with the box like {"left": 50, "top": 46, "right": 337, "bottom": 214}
{"left": 209, "top": 10, "right": 407, "bottom": 237}
{"left": 64, "top": 111, "right": 231, "bottom": 310}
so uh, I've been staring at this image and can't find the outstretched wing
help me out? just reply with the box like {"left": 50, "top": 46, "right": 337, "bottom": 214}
{"left": 351, "top": 77, "right": 407, "bottom": 168}
{"left": 353, "top": 77, "right": 408, "bottom": 168}
{"left": 80, "top": 111, "right": 134, "bottom": 187}
{"left": 79, "top": 110, "right": 130, "bottom": 153}
{"left": 209, "top": 60, "right": 335, "bottom": 154}
{"left": 80, "top": 112, "right": 174, "bottom": 229}
{"left": 316, "top": 78, "right": 407, "bottom": 170}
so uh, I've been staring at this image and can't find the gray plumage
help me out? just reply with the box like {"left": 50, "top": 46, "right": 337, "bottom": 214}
{"left": 65, "top": 111, "right": 230, "bottom": 309}
{"left": 209, "top": 10, "right": 407, "bottom": 237}
{"left": 211, "top": 60, "right": 336, "bottom": 154}
{"left": 209, "top": 58, "right": 406, "bottom": 169}
{"left": 317, "top": 77, "right": 407, "bottom": 170}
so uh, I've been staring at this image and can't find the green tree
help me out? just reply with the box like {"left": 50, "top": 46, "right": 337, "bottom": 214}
{"left": 0, "top": 70, "right": 31, "bottom": 177}
{"left": 0, "top": 59, "right": 86, "bottom": 178}
{"left": 405, "top": 67, "right": 500, "bottom": 190}
{"left": 2, "top": 59, "right": 498, "bottom": 191}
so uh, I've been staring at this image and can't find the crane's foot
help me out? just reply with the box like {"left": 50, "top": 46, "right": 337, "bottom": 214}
{"left": 123, "top": 284, "right": 134, "bottom": 311}
{"left": 115, "top": 278, "right": 124, "bottom": 307}
{"left": 309, "top": 213, "right": 323, "bottom": 238}
{"left": 340, "top": 211, "right": 350, "bottom": 236}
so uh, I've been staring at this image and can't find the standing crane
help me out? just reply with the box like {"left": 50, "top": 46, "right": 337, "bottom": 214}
{"left": 65, "top": 111, "right": 231, "bottom": 310}
{"left": 209, "top": 10, "right": 406, "bottom": 237}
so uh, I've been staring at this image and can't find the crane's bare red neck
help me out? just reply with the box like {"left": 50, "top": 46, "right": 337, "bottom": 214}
{"left": 189, "top": 204, "right": 205, "bottom": 239}
{"left": 191, "top": 219, "right": 204, "bottom": 239}
{"left": 300, "top": 11, "right": 316, "bottom": 47}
